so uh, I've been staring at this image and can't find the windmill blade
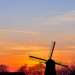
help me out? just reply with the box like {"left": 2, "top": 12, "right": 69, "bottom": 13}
{"left": 29, "top": 56, "right": 68, "bottom": 67}
{"left": 41, "top": 60, "right": 68, "bottom": 67}
{"left": 50, "top": 41, "right": 56, "bottom": 59}
{"left": 29, "top": 56, "right": 47, "bottom": 61}
{"left": 39, "top": 61, "right": 68, "bottom": 67}
{"left": 55, "top": 61, "right": 68, "bottom": 67}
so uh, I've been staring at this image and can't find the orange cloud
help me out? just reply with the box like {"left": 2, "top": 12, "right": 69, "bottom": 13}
{"left": 64, "top": 46, "right": 75, "bottom": 49}
{"left": 7, "top": 45, "right": 48, "bottom": 51}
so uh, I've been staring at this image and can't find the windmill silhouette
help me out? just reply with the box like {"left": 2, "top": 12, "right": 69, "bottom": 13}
{"left": 29, "top": 41, "right": 68, "bottom": 75}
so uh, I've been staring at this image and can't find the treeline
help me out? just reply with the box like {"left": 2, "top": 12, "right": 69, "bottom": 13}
{"left": 0, "top": 62, "right": 75, "bottom": 75}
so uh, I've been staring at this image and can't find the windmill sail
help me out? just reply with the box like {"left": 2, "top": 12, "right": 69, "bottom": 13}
{"left": 29, "top": 41, "right": 68, "bottom": 67}
{"left": 50, "top": 41, "right": 56, "bottom": 59}
{"left": 55, "top": 62, "right": 68, "bottom": 67}
{"left": 29, "top": 56, "right": 47, "bottom": 61}
{"left": 29, "top": 55, "right": 68, "bottom": 67}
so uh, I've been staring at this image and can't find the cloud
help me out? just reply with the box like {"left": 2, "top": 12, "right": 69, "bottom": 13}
{"left": 42, "top": 10, "right": 75, "bottom": 26}
{"left": 64, "top": 46, "right": 75, "bottom": 50}
{"left": 0, "top": 29, "right": 40, "bottom": 35}
{"left": 7, "top": 45, "right": 48, "bottom": 51}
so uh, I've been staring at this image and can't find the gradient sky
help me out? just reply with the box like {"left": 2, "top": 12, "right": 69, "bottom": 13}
{"left": 0, "top": 0, "right": 75, "bottom": 71}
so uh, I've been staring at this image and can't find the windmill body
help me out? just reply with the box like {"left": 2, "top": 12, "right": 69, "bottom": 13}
{"left": 45, "top": 59, "right": 56, "bottom": 75}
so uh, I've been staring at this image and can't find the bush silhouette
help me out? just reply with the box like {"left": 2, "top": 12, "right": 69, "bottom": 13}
{"left": 0, "top": 64, "right": 9, "bottom": 72}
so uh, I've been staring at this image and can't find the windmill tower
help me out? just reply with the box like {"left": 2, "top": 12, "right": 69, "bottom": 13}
{"left": 29, "top": 41, "right": 68, "bottom": 75}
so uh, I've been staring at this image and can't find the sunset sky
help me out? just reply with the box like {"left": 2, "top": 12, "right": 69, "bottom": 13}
{"left": 0, "top": 0, "right": 75, "bottom": 71}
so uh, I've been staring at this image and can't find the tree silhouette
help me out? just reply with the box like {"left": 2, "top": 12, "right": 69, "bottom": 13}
{"left": 0, "top": 64, "right": 8, "bottom": 72}
{"left": 17, "top": 64, "right": 27, "bottom": 75}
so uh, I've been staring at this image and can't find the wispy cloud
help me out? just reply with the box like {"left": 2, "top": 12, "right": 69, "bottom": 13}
{"left": 7, "top": 45, "right": 48, "bottom": 51}
{"left": 0, "top": 29, "right": 40, "bottom": 35}
{"left": 64, "top": 46, "right": 75, "bottom": 50}
{"left": 42, "top": 10, "right": 75, "bottom": 26}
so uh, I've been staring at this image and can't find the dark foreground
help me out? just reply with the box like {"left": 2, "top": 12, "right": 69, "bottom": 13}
{"left": 0, "top": 72, "right": 25, "bottom": 75}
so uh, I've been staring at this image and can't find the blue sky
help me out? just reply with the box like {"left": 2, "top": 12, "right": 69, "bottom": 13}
{"left": 0, "top": 0, "right": 75, "bottom": 46}
{"left": 0, "top": 0, "right": 75, "bottom": 19}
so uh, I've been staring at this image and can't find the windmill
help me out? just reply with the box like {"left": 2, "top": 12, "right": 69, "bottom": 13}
{"left": 29, "top": 41, "right": 68, "bottom": 67}
{"left": 29, "top": 41, "right": 68, "bottom": 75}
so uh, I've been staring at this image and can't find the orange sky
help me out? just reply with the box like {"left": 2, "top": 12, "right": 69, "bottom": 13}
{"left": 0, "top": 29, "right": 75, "bottom": 71}
{"left": 0, "top": 42, "right": 75, "bottom": 71}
